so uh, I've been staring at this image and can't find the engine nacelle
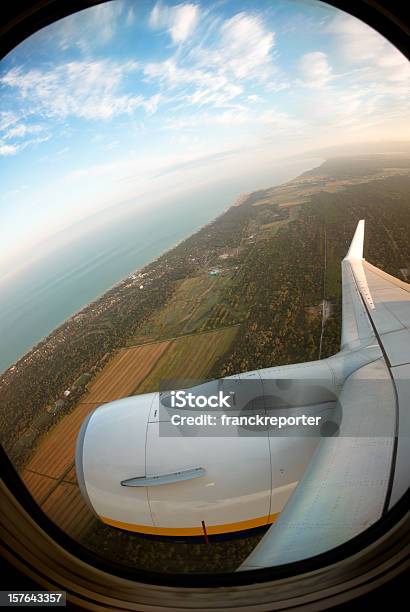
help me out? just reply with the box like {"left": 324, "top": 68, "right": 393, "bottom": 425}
{"left": 76, "top": 368, "right": 336, "bottom": 536}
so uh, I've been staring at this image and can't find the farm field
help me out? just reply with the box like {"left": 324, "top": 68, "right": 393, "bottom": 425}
{"left": 20, "top": 325, "right": 239, "bottom": 537}
{"left": 84, "top": 341, "right": 170, "bottom": 403}
{"left": 137, "top": 326, "right": 239, "bottom": 393}
{"left": 21, "top": 401, "right": 101, "bottom": 539}
{"left": 257, "top": 218, "right": 291, "bottom": 241}
{"left": 128, "top": 271, "right": 237, "bottom": 343}
{"left": 249, "top": 165, "right": 410, "bottom": 209}
{"left": 22, "top": 402, "right": 100, "bottom": 481}
{"left": 41, "top": 481, "right": 95, "bottom": 540}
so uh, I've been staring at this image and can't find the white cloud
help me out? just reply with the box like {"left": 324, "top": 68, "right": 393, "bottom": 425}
{"left": 0, "top": 60, "right": 159, "bottom": 121}
{"left": 0, "top": 143, "right": 19, "bottom": 156}
{"left": 163, "top": 107, "right": 301, "bottom": 132}
{"left": 217, "top": 12, "right": 275, "bottom": 80}
{"left": 147, "top": 8, "right": 275, "bottom": 86}
{"left": 144, "top": 59, "right": 240, "bottom": 109}
{"left": 375, "top": 48, "right": 410, "bottom": 83}
{"left": 184, "top": 12, "right": 275, "bottom": 82}
{"left": 293, "top": 15, "right": 409, "bottom": 138}
{"left": 149, "top": 2, "right": 199, "bottom": 44}
{"left": 144, "top": 10, "right": 277, "bottom": 115}
{"left": 328, "top": 13, "right": 410, "bottom": 85}
{"left": 3, "top": 123, "right": 44, "bottom": 139}
{"left": 327, "top": 14, "right": 385, "bottom": 63}
{"left": 171, "top": 4, "right": 199, "bottom": 43}
{"left": 298, "top": 51, "right": 333, "bottom": 87}
{"left": 187, "top": 82, "right": 244, "bottom": 108}
{"left": 2, "top": 0, "right": 409, "bottom": 275}
{"left": 265, "top": 81, "right": 290, "bottom": 93}
{"left": 0, "top": 111, "right": 18, "bottom": 132}
{"left": 144, "top": 93, "right": 162, "bottom": 115}
{"left": 0, "top": 134, "right": 49, "bottom": 156}
{"left": 149, "top": 2, "right": 164, "bottom": 28}
{"left": 145, "top": 57, "right": 205, "bottom": 85}
{"left": 216, "top": 108, "right": 299, "bottom": 131}
{"left": 48, "top": 2, "right": 125, "bottom": 51}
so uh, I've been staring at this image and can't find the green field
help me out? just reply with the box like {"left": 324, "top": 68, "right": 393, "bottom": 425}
{"left": 129, "top": 269, "right": 246, "bottom": 344}
{"left": 136, "top": 326, "right": 239, "bottom": 393}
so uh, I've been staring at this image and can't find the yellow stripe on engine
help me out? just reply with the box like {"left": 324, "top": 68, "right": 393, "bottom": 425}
{"left": 99, "top": 512, "right": 280, "bottom": 536}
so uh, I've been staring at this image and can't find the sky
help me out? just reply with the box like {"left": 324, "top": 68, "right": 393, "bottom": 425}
{"left": 0, "top": 0, "right": 409, "bottom": 279}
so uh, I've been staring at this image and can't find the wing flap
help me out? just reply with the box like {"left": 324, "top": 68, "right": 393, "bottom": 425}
{"left": 360, "top": 260, "right": 410, "bottom": 367}
{"left": 341, "top": 260, "right": 375, "bottom": 350}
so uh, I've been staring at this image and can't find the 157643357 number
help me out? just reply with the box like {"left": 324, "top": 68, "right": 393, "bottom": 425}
{"left": 0, "top": 592, "right": 66, "bottom": 607}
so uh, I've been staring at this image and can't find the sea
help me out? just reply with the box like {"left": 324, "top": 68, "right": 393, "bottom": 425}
{"left": 0, "top": 158, "right": 321, "bottom": 375}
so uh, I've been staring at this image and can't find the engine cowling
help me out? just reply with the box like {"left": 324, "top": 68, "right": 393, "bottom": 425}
{"left": 76, "top": 368, "right": 335, "bottom": 536}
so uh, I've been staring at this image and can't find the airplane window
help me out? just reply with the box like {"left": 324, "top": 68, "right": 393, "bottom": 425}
{"left": 0, "top": 0, "right": 409, "bottom": 577}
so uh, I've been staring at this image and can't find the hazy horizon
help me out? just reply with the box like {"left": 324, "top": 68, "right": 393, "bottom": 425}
{"left": 0, "top": 151, "right": 323, "bottom": 285}
{"left": 1, "top": 0, "right": 409, "bottom": 275}
{"left": 3, "top": 139, "right": 409, "bottom": 287}
{"left": 0, "top": 153, "right": 324, "bottom": 374}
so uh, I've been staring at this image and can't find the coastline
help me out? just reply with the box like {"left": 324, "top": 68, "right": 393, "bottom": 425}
{"left": 0, "top": 159, "right": 322, "bottom": 376}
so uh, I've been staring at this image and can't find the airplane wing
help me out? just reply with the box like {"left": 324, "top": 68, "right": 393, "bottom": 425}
{"left": 342, "top": 222, "right": 410, "bottom": 510}
{"left": 340, "top": 220, "right": 375, "bottom": 350}
{"left": 239, "top": 220, "right": 410, "bottom": 570}
{"left": 341, "top": 219, "right": 410, "bottom": 360}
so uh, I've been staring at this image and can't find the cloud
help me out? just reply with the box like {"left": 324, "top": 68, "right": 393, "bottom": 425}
{"left": 0, "top": 111, "right": 18, "bottom": 132}
{"left": 292, "top": 13, "right": 409, "bottom": 138}
{"left": 47, "top": 2, "right": 125, "bottom": 52}
{"left": 327, "top": 13, "right": 410, "bottom": 84}
{"left": 0, "top": 135, "right": 50, "bottom": 156}
{"left": 149, "top": 2, "right": 199, "bottom": 44}
{"left": 0, "top": 60, "right": 159, "bottom": 121}
{"left": 182, "top": 12, "right": 275, "bottom": 82}
{"left": 3, "top": 123, "right": 44, "bottom": 139}
{"left": 216, "top": 12, "right": 275, "bottom": 80}
{"left": 171, "top": 4, "right": 199, "bottom": 43}
{"left": 0, "top": 143, "right": 19, "bottom": 155}
{"left": 327, "top": 14, "right": 385, "bottom": 63}
{"left": 163, "top": 107, "right": 301, "bottom": 132}
{"left": 0, "top": 104, "right": 46, "bottom": 155}
{"left": 187, "top": 82, "right": 244, "bottom": 108}
{"left": 298, "top": 51, "right": 333, "bottom": 87}
{"left": 144, "top": 9, "right": 277, "bottom": 115}
{"left": 152, "top": 150, "right": 235, "bottom": 177}
{"left": 147, "top": 9, "right": 275, "bottom": 84}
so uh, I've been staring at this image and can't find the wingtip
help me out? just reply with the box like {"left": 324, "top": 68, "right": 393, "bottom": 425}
{"left": 345, "top": 219, "right": 365, "bottom": 261}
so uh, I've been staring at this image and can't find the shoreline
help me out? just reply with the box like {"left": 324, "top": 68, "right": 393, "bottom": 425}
{"left": 1, "top": 159, "right": 322, "bottom": 376}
